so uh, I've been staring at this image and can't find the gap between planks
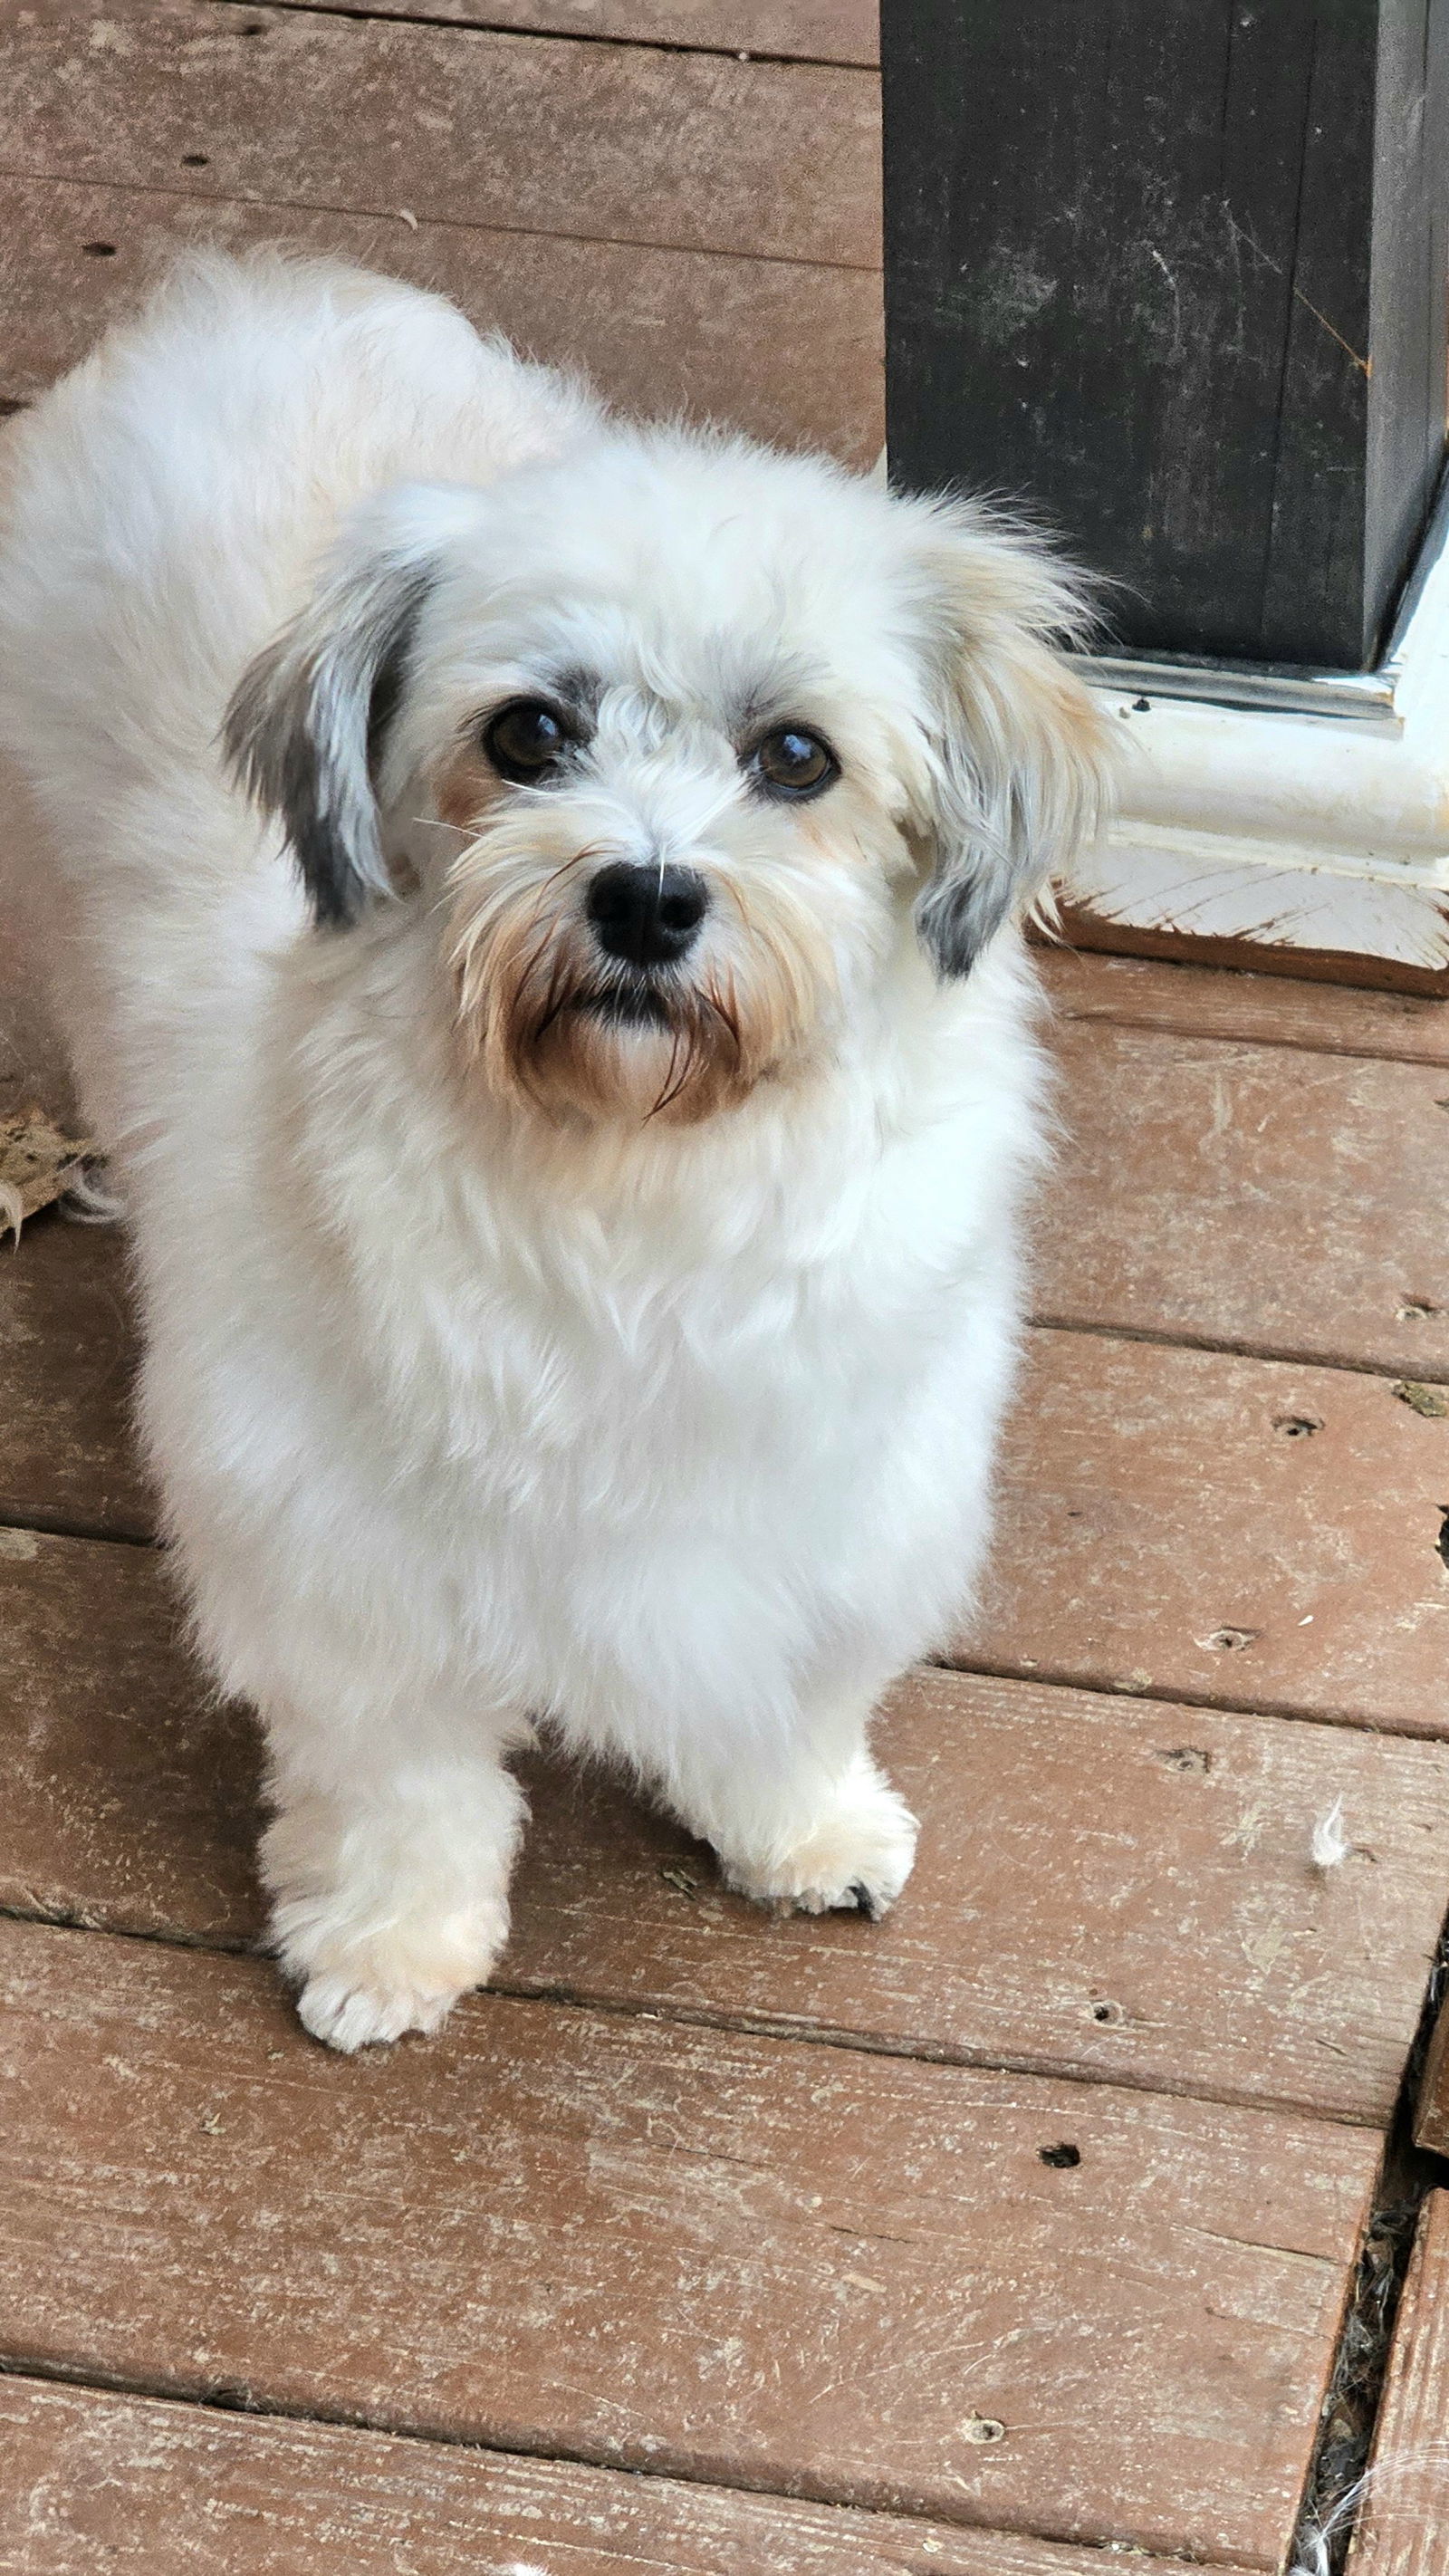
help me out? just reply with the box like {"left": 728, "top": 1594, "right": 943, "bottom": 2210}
{"left": 203, "top": 0, "right": 878, "bottom": 72}
{"left": 0, "top": 159, "right": 876, "bottom": 280}
{"left": 1035, "top": 947, "right": 1449, "bottom": 1066}
{"left": 936, "top": 1653, "right": 1449, "bottom": 1745}
{"left": 0, "top": 1900, "right": 1416, "bottom": 2132}
{"left": 1025, "top": 1317, "right": 1449, "bottom": 1391}
{"left": 1345, "top": 2192, "right": 1449, "bottom": 2576}
{"left": 0, "top": 2365, "right": 1229, "bottom": 2576}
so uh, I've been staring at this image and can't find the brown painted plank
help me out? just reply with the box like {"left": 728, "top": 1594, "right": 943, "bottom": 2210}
{"left": 0, "top": 965, "right": 71, "bottom": 1125}
{"left": 0, "top": 1217, "right": 151, "bottom": 1539}
{"left": 1414, "top": 1997, "right": 1449, "bottom": 2157}
{"left": 5, "top": 1530, "right": 1449, "bottom": 2124}
{"left": 0, "top": 1, "right": 880, "bottom": 273}
{"left": 0, "top": 768, "right": 76, "bottom": 1119}
{"left": 0, "top": 1530, "right": 253, "bottom": 1940}
{"left": 0, "top": 176, "right": 882, "bottom": 466}
{"left": 0, "top": 1915, "right": 1379, "bottom": 2562}
{"left": 1037, "top": 945, "right": 1449, "bottom": 1069}
{"left": 0, "top": 2375, "right": 1224, "bottom": 2576}
{"left": 1033, "top": 1023, "right": 1449, "bottom": 1377}
{"left": 1345, "top": 2192, "right": 1449, "bottom": 2576}
{"left": 971, "top": 1330, "right": 1449, "bottom": 1735}
{"left": 247, "top": 0, "right": 882, "bottom": 69}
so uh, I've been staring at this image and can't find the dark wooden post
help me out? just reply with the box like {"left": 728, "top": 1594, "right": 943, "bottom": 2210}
{"left": 882, "top": 0, "right": 1449, "bottom": 671}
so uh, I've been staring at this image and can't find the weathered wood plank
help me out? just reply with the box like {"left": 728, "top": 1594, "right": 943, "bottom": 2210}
{"left": 0, "top": 1916, "right": 1379, "bottom": 2562}
{"left": 0, "top": 2372, "right": 1229, "bottom": 2576}
{"left": 1033, "top": 1024, "right": 1449, "bottom": 1376}
{"left": 1037, "top": 947, "right": 1449, "bottom": 1070}
{"left": 0, "top": 0, "right": 881, "bottom": 273}
{"left": 0, "top": 767, "right": 78, "bottom": 1120}
{"left": 0, "top": 1531, "right": 251, "bottom": 1940}
{"left": 1413, "top": 1998, "right": 1449, "bottom": 2158}
{"left": 972, "top": 1331, "right": 1449, "bottom": 1735}
{"left": 0, "top": 1220, "right": 151, "bottom": 1539}
{"left": 245, "top": 0, "right": 882, "bottom": 69}
{"left": 0, "top": 965, "right": 72, "bottom": 1125}
{"left": 0, "top": 176, "right": 882, "bottom": 466}
{"left": 6, "top": 1531, "right": 1449, "bottom": 2121}
{"left": 1344, "top": 2192, "right": 1449, "bottom": 2576}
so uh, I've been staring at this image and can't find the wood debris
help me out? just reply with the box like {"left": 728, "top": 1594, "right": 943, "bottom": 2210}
{"left": 0, "top": 1103, "right": 93, "bottom": 1241}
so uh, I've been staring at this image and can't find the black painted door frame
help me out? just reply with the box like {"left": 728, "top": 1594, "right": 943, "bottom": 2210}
{"left": 883, "top": 0, "right": 1449, "bottom": 672}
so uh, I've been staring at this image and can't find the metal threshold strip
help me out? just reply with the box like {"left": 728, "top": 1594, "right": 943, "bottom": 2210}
{"left": 1071, "top": 466, "right": 1449, "bottom": 728}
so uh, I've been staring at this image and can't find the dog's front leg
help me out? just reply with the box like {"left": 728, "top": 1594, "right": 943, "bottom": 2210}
{"left": 257, "top": 1701, "right": 530, "bottom": 2052}
{"left": 657, "top": 1696, "right": 919, "bottom": 1922}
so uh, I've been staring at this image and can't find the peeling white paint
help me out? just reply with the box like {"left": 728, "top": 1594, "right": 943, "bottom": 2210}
{"left": 1060, "top": 492, "right": 1449, "bottom": 971}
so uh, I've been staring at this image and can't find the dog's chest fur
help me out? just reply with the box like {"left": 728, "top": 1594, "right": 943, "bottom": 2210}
{"left": 141, "top": 905, "right": 1037, "bottom": 1732}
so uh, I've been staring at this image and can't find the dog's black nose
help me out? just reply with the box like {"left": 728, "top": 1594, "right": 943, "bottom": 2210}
{"left": 587, "top": 861, "right": 707, "bottom": 968}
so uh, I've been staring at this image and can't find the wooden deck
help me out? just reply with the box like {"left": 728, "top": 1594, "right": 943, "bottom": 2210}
{"left": 3, "top": 5, "right": 1449, "bottom": 2569}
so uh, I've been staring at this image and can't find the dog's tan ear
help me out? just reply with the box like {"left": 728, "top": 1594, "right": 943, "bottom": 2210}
{"left": 224, "top": 483, "right": 483, "bottom": 928}
{"left": 907, "top": 505, "right": 1114, "bottom": 976}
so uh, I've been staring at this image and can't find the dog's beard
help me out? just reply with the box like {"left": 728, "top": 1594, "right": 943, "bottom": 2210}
{"left": 445, "top": 813, "right": 834, "bottom": 1127}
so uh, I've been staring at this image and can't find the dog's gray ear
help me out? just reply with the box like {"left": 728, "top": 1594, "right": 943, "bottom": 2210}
{"left": 224, "top": 484, "right": 481, "bottom": 928}
{"left": 907, "top": 505, "right": 1113, "bottom": 976}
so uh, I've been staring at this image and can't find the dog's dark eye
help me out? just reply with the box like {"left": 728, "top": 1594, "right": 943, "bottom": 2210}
{"left": 484, "top": 699, "right": 571, "bottom": 783}
{"left": 751, "top": 726, "right": 838, "bottom": 799}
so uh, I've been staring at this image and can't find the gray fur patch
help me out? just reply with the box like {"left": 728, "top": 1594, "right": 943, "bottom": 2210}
{"left": 224, "top": 559, "right": 434, "bottom": 928}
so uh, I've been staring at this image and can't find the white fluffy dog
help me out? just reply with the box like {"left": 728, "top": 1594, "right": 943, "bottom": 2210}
{"left": 0, "top": 255, "right": 1108, "bottom": 2050}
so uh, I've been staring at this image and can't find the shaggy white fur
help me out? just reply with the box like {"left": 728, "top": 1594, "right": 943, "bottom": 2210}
{"left": 0, "top": 253, "right": 1109, "bottom": 2049}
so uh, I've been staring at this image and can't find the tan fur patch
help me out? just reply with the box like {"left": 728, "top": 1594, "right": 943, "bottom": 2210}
{"left": 434, "top": 745, "right": 502, "bottom": 836}
{"left": 445, "top": 812, "right": 840, "bottom": 1129}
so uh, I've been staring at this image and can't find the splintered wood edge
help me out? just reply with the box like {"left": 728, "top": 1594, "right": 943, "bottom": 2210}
{"left": 1345, "top": 2192, "right": 1449, "bottom": 2576}
{"left": 1044, "top": 907, "right": 1449, "bottom": 999}
{"left": 1413, "top": 1998, "right": 1449, "bottom": 2157}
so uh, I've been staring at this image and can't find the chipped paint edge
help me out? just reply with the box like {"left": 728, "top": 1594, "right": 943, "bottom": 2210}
{"left": 1057, "top": 485, "right": 1449, "bottom": 973}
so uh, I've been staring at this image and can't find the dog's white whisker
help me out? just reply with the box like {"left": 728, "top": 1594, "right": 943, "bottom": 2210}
{"left": 0, "top": 245, "right": 1108, "bottom": 2048}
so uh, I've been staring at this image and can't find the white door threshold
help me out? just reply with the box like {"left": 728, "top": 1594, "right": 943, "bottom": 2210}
{"left": 1054, "top": 485, "right": 1449, "bottom": 995}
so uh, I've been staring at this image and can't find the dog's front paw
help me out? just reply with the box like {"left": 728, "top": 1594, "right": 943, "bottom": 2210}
{"left": 294, "top": 1965, "right": 472, "bottom": 2053}
{"left": 262, "top": 1782, "right": 521, "bottom": 2052}
{"left": 720, "top": 1757, "right": 918, "bottom": 1920}
{"left": 271, "top": 1899, "right": 509, "bottom": 2053}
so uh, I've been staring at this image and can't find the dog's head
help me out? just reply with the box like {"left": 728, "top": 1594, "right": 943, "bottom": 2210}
{"left": 225, "top": 432, "right": 1109, "bottom": 1126}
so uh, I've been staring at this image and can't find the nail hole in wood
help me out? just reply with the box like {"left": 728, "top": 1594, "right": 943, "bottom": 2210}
{"left": 1089, "top": 1999, "right": 1124, "bottom": 2025}
{"left": 1039, "top": 2141, "right": 1081, "bottom": 2167}
{"left": 1274, "top": 1413, "right": 1322, "bottom": 1438}
{"left": 181, "top": 152, "right": 209, "bottom": 167}
{"left": 81, "top": 242, "right": 118, "bottom": 259}
{"left": 959, "top": 2415, "right": 1006, "bottom": 2445}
